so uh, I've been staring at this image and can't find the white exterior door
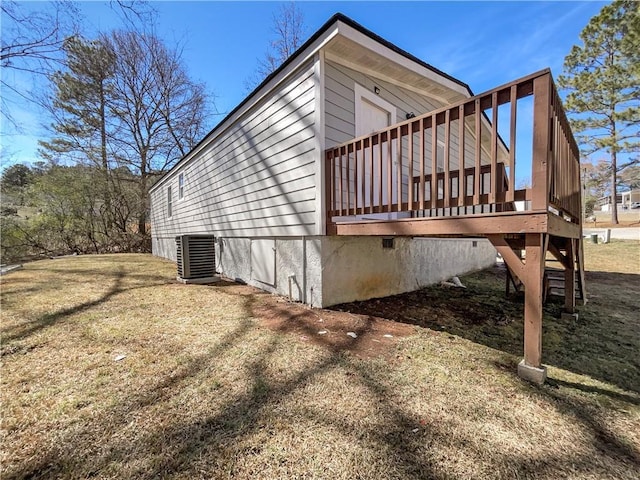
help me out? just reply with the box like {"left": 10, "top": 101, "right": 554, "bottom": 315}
{"left": 355, "top": 84, "right": 396, "bottom": 213}
{"left": 357, "top": 98, "right": 391, "bottom": 135}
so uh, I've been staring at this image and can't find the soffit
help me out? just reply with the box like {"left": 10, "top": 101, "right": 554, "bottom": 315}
{"left": 324, "top": 33, "right": 468, "bottom": 106}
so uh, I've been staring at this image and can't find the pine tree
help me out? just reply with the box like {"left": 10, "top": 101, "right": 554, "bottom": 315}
{"left": 39, "top": 36, "right": 116, "bottom": 228}
{"left": 558, "top": 0, "right": 640, "bottom": 224}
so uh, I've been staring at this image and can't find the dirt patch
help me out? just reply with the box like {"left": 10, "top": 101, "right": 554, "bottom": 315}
{"left": 253, "top": 296, "right": 415, "bottom": 359}
{"left": 186, "top": 279, "right": 416, "bottom": 360}
{"left": 330, "top": 265, "right": 531, "bottom": 344}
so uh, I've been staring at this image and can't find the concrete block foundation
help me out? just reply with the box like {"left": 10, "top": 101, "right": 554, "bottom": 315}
{"left": 560, "top": 312, "right": 579, "bottom": 322}
{"left": 153, "top": 235, "right": 497, "bottom": 308}
{"left": 517, "top": 360, "right": 547, "bottom": 385}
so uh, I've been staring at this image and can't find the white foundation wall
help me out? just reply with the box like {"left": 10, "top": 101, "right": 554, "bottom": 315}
{"left": 319, "top": 236, "right": 496, "bottom": 306}
{"left": 153, "top": 235, "right": 324, "bottom": 306}
{"left": 153, "top": 235, "right": 495, "bottom": 308}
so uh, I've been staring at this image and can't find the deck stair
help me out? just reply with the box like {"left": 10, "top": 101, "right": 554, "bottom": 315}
{"left": 544, "top": 267, "right": 583, "bottom": 303}
{"left": 500, "top": 234, "right": 586, "bottom": 306}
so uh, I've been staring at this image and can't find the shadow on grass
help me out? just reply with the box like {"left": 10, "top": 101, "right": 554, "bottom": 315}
{"left": 330, "top": 266, "right": 640, "bottom": 394}
{"left": 11, "top": 287, "right": 639, "bottom": 479}
{"left": 4, "top": 250, "right": 639, "bottom": 479}
{"left": 5, "top": 275, "right": 639, "bottom": 480}
{"left": 541, "top": 380, "right": 640, "bottom": 466}
{"left": 0, "top": 268, "right": 173, "bottom": 346}
{"left": 8, "top": 284, "right": 449, "bottom": 480}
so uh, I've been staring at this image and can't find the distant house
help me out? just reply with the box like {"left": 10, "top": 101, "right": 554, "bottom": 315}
{"left": 150, "top": 13, "right": 585, "bottom": 384}
{"left": 621, "top": 189, "right": 640, "bottom": 208}
{"left": 597, "top": 193, "right": 623, "bottom": 212}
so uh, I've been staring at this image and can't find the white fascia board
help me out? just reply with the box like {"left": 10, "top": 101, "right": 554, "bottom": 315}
{"left": 150, "top": 25, "right": 340, "bottom": 194}
{"left": 313, "top": 50, "right": 326, "bottom": 236}
{"left": 335, "top": 20, "right": 470, "bottom": 98}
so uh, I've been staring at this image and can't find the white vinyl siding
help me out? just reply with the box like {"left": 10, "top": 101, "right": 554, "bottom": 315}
{"left": 150, "top": 61, "right": 317, "bottom": 239}
{"left": 324, "top": 60, "right": 442, "bottom": 148}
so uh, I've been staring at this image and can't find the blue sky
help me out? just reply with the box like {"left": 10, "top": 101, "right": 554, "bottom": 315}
{"left": 1, "top": 1, "right": 606, "bottom": 171}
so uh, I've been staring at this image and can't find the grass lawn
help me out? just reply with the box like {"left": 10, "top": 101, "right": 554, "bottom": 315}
{"left": 1, "top": 242, "right": 639, "bottom": 479}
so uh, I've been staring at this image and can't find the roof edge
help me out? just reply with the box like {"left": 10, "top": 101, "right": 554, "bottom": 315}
{"left": 150, "top": 12, "right": 473, "bottom": 193}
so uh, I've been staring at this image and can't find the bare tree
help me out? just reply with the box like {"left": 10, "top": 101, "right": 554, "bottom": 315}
{"left": 1, "top": 1, "right": 79, "bottom": 126}
{"left": 109, "top": 0, "right": 157, "bottom": 34}
{"left": 107, "top": 30, "right": 208, "bottom": 237}
{"left": 245, "top": 2, "right": 306, "bottom": 90}
{"left": 0, "top": 1, "right": 78, "bottom": 71}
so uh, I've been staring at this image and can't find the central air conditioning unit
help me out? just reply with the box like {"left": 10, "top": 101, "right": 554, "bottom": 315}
{"left": 175, "top": 235, "right": 219, "bottom": 284}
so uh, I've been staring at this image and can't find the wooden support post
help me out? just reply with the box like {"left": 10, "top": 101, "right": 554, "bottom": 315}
{"left": 518, "top": 233, "right": 547, "bottom": 383}
{"left": 487, "top": 234, "right": 525, "bottom": 283}
{"left": 577, "top": 237, "right": 587, "bottom": 305}
{"left": 564, "top": 238, "right": 576, "bottom": 314}
{"left": 532, "top": 74, "right": 551, "bottom": 211}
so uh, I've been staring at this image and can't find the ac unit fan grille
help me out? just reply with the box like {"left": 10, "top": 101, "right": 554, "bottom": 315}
{"left": 175, "top": 235, "right": 216, "bottom": 279}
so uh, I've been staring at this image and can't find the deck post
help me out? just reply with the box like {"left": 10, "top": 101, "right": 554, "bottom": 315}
{"left": 564, "top": 238, "right": 576, "bottom": 314}
{"left": 518, "top": 232, "right": 547, "bottom": 384}
{"left": 531, "top": 74, "right": 551, "bottom": 211}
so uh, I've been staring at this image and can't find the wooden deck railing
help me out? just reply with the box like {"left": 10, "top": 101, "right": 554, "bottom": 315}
{"left": 325, "top": 69, "right": 581, "bottom": 230}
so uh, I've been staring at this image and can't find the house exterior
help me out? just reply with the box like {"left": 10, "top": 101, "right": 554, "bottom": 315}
{"left": 149, "top": 13, "right": 497, "bottom": 308}
{"left": 150, "top": 13, "right": 586, "bottom": 384}
{"left": 621, "top": 189, "right": 640, "bottom": 208}
{"left": 597, "top": 193, "right": 623, "bottom": 212}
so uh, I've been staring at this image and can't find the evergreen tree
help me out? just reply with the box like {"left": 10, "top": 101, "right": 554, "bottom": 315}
{"left": 39, "top": 36, "right": 116, "bottom": 227}
{"left": 0, "top": 163, "right": 33, "bottom": 205}
{"left": 558, "top": 0, "right": 640, "bottom": 224}
{"left": 38, "top": 30, "right": 207, "bottom": 249}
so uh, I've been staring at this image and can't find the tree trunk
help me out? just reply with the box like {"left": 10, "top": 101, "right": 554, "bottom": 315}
{"left": 100, "top": 82, "right": 113, "bottom": 230}
{"left": 611, "top": 133, "right": 618, "bottom": 225}
{"left": 138, "top": 156, "right": 147, "bottom": 237}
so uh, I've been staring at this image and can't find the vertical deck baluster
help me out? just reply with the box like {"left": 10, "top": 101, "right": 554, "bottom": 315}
{"left": 419, "top": 118, "right": 425, "bottom": 210}
{"left": 474, "top": 99, "right": 482, "bottom": 206}
{"left": 378, "top": 133, "right": 383, "bottom": 212}
{"left": 564, "top": 131, "right": 568, "bottom": 213}
{"left": 444, "top": 109, "right": 451, "bottom": 209}
{"left": 490, "top": 91, "right": 498, "bottom": 205}
{"left": 346, "top": 145, "right": 351, "bottom": 216}
{"left": 368, "top": 137, "right": 374, "bottom": 214}
{"left": 458, "top": 105, "right": 466, "bottom": 208}
{"left": 431, "top": 114, "right": 438, "bottom": 212}
{"left": 328, "top": 151, "right": 335, "bottom": 217}
{"left": 353, "top": 142, "right": 358, "bottom": 216}
{"left": 397, "top": 126, "right": 403, "bottom": 212}
{"left": 338, "top": 148, "right": 344, "bottom": 216}
{"left": 387, "top": 131, "right": 393, "bottom": 213}
{"left": 558, "top": 117, "right": 563, "bottom": 210}
{"left": 408, "top": 121, "right": 414, "bottom": 210}
{"left": 508, "top": 85, "right": 517, "bottom": 204}
{"left": 359, "top": 140, "right": 364, "bottom": 216}
{"left": 552, "top": 111, "right": 558, "bottom": 207}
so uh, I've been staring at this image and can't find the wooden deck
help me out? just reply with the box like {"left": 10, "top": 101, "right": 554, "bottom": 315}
{"left": 324, "top": 70, "right": 584, "bottom": 383}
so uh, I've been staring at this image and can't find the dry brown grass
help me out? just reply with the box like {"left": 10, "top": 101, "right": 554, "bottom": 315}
{"left": 1, "top": 251, "right": 639, "bottom": 479}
